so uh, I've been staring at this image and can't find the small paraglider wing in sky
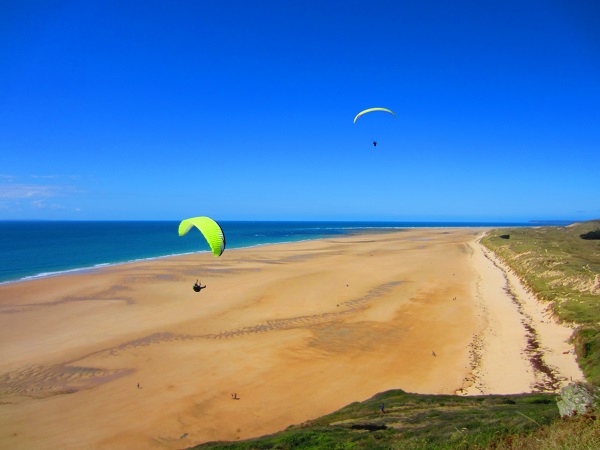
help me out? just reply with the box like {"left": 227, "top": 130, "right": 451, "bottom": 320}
{"left": 353, "top": 108, "right": 396, "bottom": 123}
{"left": 178, "top": 217, "right": 226, "bottom": 257}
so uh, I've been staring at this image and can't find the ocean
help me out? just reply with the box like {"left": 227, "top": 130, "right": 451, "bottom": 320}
{"left": 0, "top": 220, "right": 550, "bottom": 284}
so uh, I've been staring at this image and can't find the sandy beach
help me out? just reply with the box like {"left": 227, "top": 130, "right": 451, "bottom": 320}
{"left": 0, "top": 228, "right": 584, "bottom": 449}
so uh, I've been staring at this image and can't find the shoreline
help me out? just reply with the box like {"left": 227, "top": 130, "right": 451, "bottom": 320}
{"left": 0, "top": 223, "right": 535, "bottom": 285}
{"left": 0, "top": 228, "right": 584, "bottom": 449}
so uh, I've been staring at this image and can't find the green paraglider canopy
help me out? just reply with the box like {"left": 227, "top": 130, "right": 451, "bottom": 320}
{"left": 353, "top": 107, "right": 396, "bottom": 123}
{"left": 178, "top": 217, "right": 226, "bottom": 257}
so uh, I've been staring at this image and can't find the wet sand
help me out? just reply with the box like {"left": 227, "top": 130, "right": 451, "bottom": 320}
{"left": 0, "top": 229, "right": 584, "bottom": 449}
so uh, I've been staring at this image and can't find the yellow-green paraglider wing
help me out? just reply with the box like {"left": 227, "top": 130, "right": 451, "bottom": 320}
{"left": 178, "top": 217, "right": 226, "bottom": 257}
{"left": 353, "top": 107, "right": 396, "bottom": 123}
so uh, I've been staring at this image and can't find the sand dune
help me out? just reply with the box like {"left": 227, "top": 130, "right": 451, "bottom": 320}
{"left": 0, "top": 229, "right": 583, "bottom": 449}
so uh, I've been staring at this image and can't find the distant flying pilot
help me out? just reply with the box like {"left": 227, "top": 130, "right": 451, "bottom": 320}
{"left": 373, "top": 141, "right": 377, "bottom": 147}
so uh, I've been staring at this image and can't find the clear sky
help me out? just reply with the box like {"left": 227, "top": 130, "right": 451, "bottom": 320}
{"left": 1, "top": 0, "right": 599, "bottom": 222}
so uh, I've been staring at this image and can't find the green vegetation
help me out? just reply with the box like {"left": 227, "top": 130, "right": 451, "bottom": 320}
{"left": 481, "top": 220, "right": 600, "bottom": 384}
{"left": 190, "top": 220, "right": 600, "bottom": 449}
{"left": 489, "top": 414, "right": 600, "bottom": 449}
{"left": 193, "top": 390, "right": 559, "bottom": 449}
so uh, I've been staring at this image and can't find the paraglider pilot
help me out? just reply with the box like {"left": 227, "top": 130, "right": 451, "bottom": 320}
{"left": 193, "top": 279, "right": 206, "bottom": 292}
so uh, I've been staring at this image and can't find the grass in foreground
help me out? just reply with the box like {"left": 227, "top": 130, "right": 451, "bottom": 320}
{"left": 489, "top": 414, "right": 600, "bottom": 449}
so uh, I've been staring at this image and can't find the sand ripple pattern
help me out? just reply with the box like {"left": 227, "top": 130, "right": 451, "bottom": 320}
{"left": 205, "top": 281, "right": 402, "bottom": 340}
{"left": 92, "top": 281, "right": 401, "bottom": 352}
{"left": 0, "top": 365, "right": 133, "bottom": 401}
{"left": 1, "top": 281, "right": 401, "bottom": 400}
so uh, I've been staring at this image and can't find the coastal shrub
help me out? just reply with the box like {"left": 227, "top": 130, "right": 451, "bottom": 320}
{"left": 488, "top": 415, "right": 600, "bottom": 450}
{"left": 573, "top": 327, "right": 600, "bottom": 384}
{"left": 581, "top": 229, "right": 600, "bottom": 240}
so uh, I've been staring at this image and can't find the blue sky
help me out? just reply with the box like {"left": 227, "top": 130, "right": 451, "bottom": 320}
{"left": 1, "top": 0, "right": 599, "bottom": 221}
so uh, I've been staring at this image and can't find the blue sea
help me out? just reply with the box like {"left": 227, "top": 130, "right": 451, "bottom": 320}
{"left": 0, "top": 220, "right": 560, "bottom": 284}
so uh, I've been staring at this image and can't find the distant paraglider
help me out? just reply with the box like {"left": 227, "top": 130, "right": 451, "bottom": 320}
{"left": 178, "top": 216, "right": 226, "bottom": 257}
{"left": 354, "top": 108, "right": 396, "bottom": 147}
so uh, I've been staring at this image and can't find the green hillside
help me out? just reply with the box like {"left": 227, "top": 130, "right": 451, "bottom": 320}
{"left": 194, "top": 390, "right": 559, "bottom": 449}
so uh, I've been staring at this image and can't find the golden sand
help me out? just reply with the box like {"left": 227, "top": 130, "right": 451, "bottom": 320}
{"left": 0, "top": 229, "right": 583, "bottom": 449}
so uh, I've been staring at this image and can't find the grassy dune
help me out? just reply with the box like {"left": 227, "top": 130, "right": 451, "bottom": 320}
{"left": 481, "top": 220, "right": 600, "bottom": 383}
{"left": 191, "top": 220, "right": 600, "bottom": 449}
